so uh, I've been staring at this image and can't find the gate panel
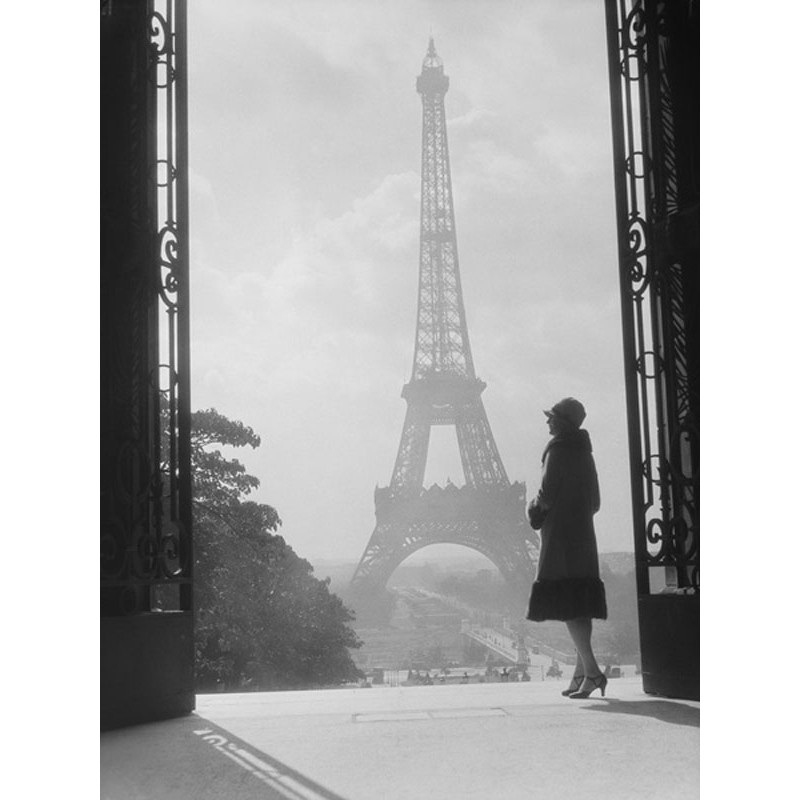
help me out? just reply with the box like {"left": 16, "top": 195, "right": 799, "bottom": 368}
{"left": 100, "top": 0, "right": 193, "bottom": 729}
{"left": 604, "top": 0, "right": 699, "bottom": 699}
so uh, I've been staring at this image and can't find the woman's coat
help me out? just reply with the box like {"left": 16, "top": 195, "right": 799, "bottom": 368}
{"left": 526, "top": 428, "right": 607, "bottom": 621}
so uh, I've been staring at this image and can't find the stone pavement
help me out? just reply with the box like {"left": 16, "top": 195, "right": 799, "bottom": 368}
{"left": 101, "top": 677, "right": 699, "bottom": 800}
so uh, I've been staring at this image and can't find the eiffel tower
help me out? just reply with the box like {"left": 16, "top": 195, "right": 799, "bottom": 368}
{"left": 351, "top": 39, "right": 538, "bottom": 600}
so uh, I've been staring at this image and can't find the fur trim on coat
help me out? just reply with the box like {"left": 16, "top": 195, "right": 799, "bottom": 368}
{"left": 526, "top": 577, "right": 608, "bottom": 621}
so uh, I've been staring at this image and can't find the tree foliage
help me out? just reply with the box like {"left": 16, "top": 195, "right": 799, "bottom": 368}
{"left": 191, "top": 408, "right": 362, "bottom": 691}
{"left": 192, "top": 409, "right": 266, "bottom": 518}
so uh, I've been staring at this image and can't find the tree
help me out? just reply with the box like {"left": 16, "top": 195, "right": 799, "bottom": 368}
{"left": 191, "top": 408, "right": 362, "bottom": 691}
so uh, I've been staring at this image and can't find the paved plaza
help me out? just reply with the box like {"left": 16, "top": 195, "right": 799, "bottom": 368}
{"left": 101, "top": 677, "right": 699, "bottom": 799}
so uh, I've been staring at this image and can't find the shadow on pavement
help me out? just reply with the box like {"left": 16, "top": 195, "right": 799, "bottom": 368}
{"left": 579, "top": 698, "right": 700, "bottom": 727}
{"left": 101, "top": 712, "right": 348, "bottom": 800}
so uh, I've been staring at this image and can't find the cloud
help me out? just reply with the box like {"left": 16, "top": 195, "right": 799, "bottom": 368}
{"left": 448, "top": 107, "right": 497, "bottom": 132}
{"left": 461, "top": 139, "right": 536, "bottom": 194}
{"left": 192, "top": 170, "right": 420, "bottom": 408}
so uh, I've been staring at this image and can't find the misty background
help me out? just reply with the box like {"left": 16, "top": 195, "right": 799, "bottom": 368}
{"left": 186, "top": 0, "right": 632, "bottom": 572}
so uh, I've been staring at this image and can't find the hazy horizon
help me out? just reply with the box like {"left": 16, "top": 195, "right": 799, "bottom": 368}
{"left": 311, "top": 542, "right": 635, "bottom": 570}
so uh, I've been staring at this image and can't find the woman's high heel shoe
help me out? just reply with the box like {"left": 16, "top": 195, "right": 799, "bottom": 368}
{"left": 569, "top": 673, "right": 608, "bottom": 699}
{"left": 561, "top": 675, "right": 585, "bottom": 697}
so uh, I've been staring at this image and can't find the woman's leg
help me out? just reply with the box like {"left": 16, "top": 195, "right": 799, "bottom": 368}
{"left": 571, "top": 656, "right": 584, "bottom": 678}
{"left": 562, "top": 653, "right": 585, "bottom": 694}
{"left": 565, "top": 617, "right": 601, "bottom": 678}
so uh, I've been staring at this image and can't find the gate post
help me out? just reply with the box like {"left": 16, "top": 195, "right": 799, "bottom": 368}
{"left": 604, "top": 0, "right": 699, "bottom": 699}
{"left": 100, "top": 0, "right": 193, "bottom": 729}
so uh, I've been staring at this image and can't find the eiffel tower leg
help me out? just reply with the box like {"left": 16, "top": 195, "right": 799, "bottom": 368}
{"left": 455, "top": 400, "right": 509, "bottom": 487}
{"left": 350, "top": 523, "right": 392, "bottom": 590}
{"left": 389, "top": 403, "right": 431, "bottom": 493}
{"left": 353, "top": 515, "right": 535, "bottom": 592}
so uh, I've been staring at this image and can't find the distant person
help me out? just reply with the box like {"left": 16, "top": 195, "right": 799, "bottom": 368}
{"left": 525, "top": 398, "right": 608, "bottom": 699}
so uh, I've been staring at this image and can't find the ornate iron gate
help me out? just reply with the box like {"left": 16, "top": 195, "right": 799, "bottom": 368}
{"left": 604, "top": 0, "right": 699, "bottom": 698}
{"left": 100, "top": 0, "right": 193, "bottom": 728}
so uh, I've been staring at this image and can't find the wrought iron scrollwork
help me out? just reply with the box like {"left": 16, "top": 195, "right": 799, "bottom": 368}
{"left": 150, "top": 12, "right": 172, "bottom": 55}
{"left": 623, "top": 214, "right": 650, "bottom": 295}
{"left": 100, "top": 0, "right": 191, "bottom": 616}
{"left": 606, "top": 0, "right": 699, "bottom": 594}
{"left": 157, "top": 222, "right": 180, "bottom": 307}
{"left": 148, "top": 0, "right": 191, "bottom": 611}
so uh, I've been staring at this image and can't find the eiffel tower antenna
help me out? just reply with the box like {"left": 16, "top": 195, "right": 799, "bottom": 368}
{"left": 351, "top": 41, "right": 538, "bottom": 599}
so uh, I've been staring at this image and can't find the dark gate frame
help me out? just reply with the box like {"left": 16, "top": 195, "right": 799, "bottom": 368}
{"left": 100, "top": 0, "right": 193, "bottom": 729}
{"left": 604, "top": 0, "right": 699, "bottom": 699}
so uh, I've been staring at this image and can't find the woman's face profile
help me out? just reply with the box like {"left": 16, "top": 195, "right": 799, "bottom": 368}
{"left": 546, "top": 414, "right": 570, "bottom": 436}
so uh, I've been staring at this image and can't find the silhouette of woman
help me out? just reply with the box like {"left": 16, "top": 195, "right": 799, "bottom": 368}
{"left": 526, "top": 397, "right": 608, "bottom": 699}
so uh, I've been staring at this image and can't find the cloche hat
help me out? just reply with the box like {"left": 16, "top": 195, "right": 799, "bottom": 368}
{"left": 544, "top": 397, "right": 586, "bottom": 429}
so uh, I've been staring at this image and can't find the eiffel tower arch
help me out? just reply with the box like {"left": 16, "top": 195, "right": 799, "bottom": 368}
{"left": 351, "top": 40, "right": 539, "bottom": 602}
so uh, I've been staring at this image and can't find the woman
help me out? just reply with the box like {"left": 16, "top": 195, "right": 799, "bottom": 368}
{"left": 526, "top": 397, "right": 608, "bottom": 699}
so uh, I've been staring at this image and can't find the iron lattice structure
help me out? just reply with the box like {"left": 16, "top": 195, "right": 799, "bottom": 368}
{"left": 351, "top": 40, "right": 538, "bottom": 597}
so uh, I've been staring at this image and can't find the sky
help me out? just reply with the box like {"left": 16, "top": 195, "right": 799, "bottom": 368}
{"left": 186, "top": 0, "right": 633, "bottom": 566}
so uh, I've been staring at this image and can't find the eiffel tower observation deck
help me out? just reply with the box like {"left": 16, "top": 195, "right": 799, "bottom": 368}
{"left": 351, "top": 39, "right": 539, "bottom": 600}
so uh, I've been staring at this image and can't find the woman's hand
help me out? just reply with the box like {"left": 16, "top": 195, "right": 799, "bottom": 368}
{"left": 527, "top": 500, "right": 548, "bottom": 530}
